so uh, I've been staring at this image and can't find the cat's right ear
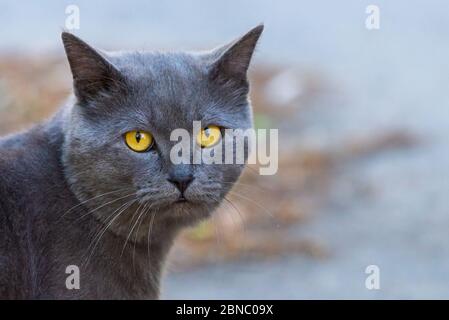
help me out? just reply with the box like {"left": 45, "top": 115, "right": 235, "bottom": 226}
{"left": 61, "top": 32, "right": 124, "bottom": 104}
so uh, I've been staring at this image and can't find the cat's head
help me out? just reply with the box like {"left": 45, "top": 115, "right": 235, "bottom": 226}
{"left": 61, "top": 26, "right": 263, "bottom": 234}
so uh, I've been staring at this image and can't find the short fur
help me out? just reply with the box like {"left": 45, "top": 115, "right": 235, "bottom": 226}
{"left": 0, "top": 25, "right": 263, "bottom": 299}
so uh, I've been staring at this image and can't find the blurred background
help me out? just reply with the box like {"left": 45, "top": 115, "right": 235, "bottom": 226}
{"left": 0, "top": 0, "right": 448, "bottom": 298}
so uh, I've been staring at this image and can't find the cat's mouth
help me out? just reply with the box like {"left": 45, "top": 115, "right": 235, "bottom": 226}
{"left": 175, "top": 196, "right": 187, "bottom": 203}
{"left": 136, "top": 187, "right": 218, "bottom": 209}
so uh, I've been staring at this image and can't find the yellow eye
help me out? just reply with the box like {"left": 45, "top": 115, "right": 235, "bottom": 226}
{"left": 124, "top": 130, "right": 154, "bottom": 152}
{"left": 197, "top": 125, "right": 222, "bottom": 148}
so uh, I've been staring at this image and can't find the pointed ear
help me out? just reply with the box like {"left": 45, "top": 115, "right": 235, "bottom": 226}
{"left": 61, "top": 32, "right": 124, "bottom": 103}
{"left": 209, "top": 24, "right": 264, "bottom": 85}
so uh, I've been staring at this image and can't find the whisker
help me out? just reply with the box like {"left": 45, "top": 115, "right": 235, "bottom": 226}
{"left": 146, "top": 209, "right": 159, "bottom": 292}
{"left": 223, "top": 196, "right": 247, "bottom": 233}
{"left": 132, "top": 202, "right": 152, "bottom": 271}
{"left": 226, "top": 190, "right": 275, "bottom": 219}
{"left": 57, "top": 187, "right": 133, "bottom": 222}
{"left": 82, "top": 197, "right": 137, "bottom": 268}
{"left": 147, "top": 211, "right": 156, "bottom": 264}
{"left": 74, "top": 192, "right": 136, "bottom": 224}
{"left": 212, "top": 212, "right": 224, "bottom": 248}
{"left": 206, "top": 194, "right": 245, "bottom": 245}
{"left": 120, "top": 201, "right": 147, "bottom": 258}
{"left": 221, "top": 181, "right": 270, "bottom": 193}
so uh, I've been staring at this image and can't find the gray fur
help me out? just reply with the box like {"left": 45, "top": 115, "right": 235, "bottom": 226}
{"left": 0, "top": 25, "right": 263, "bottom": 299}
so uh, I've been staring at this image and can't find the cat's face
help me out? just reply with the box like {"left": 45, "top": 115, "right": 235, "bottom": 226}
{"left": 61, "top": 27, "right": 263, "bottom": 231}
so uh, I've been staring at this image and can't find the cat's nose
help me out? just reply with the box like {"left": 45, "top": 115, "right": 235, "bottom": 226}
{"left": 167, "top": 174, "right": 194, "bottom": 196}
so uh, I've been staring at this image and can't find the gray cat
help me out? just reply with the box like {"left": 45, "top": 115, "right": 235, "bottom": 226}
{"left": 0, "top": 25, "right": 263, "bottom": 299}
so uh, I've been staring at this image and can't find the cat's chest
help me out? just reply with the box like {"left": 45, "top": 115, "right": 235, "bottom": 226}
{"left": 2, "top": 194, "right": 159, "bottom": 299}
{"left": 25, "top": 220, "right": 159, "bottom": 299}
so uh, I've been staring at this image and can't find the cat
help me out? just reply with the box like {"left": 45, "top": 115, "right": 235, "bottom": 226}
{"left": 0, "top": 25, "right": 263, "bottom": 299}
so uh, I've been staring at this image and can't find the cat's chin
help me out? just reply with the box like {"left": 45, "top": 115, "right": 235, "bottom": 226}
{"left": 94, "top": 197, "right": 218, "bottom": 243}
{"left": 153, "top": 198, "right": 219, "bottom": 229}
{"left": 174, "top": 197, "right": 188, "bottom": 204}
{"left": 164, "top": 198, "right": 217, "bottom": 219}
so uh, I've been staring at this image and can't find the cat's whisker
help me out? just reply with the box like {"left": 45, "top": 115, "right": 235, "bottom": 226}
{"left": 223, "top": 196, "right": 247, "bottom": 233}
{"left": 147, "top": 210, "right": 156, "bottom": 263}
{"left": 133, "top": 202, "right": 151, "bottom": 245}
{"left": 57, "top": 187, "right": 133, "bottom": 222}
{"left": 221, "top": 181, "right": 270, "bottom": 193}
{"left": 146, "top": 208, "right": 159, "bottom": 292}
{"left": 211, "top": 211, "right": 224, "bottom": 248}
{"left": 82, "top": 197, "right": 137, "bottom": 268}
{"left": 206, "top": 194, "right": 246, "bottom": 245}
{"left": 73, "top": 192, "right": 136, "bottom": 224}
{"left": 120, "top": 200, "right": 147, "bottom": 258}
{"left": 82, "top": 198, "right": 134, "bottom": 266}
{"left": 219, "top": 195, "right": 247, "bottom": 235}
{"left": 132, "top": 201, "right": 152, "bottom": 271}
{"left": 82, "top": 199, "right": 137, "bottom": 268}
{"left": 226, "top": 190, "right": 275, "bottom": 219}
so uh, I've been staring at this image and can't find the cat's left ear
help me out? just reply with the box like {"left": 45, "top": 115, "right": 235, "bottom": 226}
{"left": 209, "top": 24, "right": 264, "bottom": 85}
{"left": 61, "top": 32, "right": 124, "bottom": 104}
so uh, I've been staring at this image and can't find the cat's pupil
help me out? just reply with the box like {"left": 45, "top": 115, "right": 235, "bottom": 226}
{"left": 204, "top": 127, "right": 210, "bottom": 137}
{"left": 135, "top": 132, "right": 142, "bottom": 143}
